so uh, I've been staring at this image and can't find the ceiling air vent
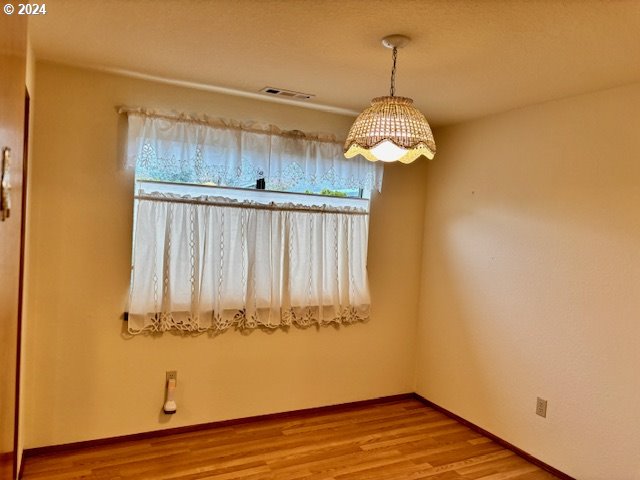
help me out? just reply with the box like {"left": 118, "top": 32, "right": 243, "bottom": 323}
{"left": 259, "top": 87, "right": 314, "bottom": 101}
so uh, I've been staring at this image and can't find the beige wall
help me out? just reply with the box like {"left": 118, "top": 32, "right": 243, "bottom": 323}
{"left": 416, "top": 83, "right": 640, "bottom": 479}
{"left": 29, "top": 60, "right": 639, "bottom": 479}
{"left": 24, "top": 62, "right": 426, "bottom": 448}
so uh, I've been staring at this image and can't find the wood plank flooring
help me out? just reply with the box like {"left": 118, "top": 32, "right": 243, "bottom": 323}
{"left": 21, "top": 399, "right": 559, "bottom": 480}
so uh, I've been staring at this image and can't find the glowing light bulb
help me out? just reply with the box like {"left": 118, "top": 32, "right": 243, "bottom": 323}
{"left": 370, "top": 141, "right": 408, "bottom": 162}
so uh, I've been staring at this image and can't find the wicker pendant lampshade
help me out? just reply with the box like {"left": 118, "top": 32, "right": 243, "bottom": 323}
{"left": 344, "top": 35, "right": 436, "bottom": 164}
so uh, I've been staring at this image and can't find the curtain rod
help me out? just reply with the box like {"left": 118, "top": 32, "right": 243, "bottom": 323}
{"left": 117, "top": 106, "right": 344, "bottom": 145}
{"left": 134, "top": 194, "right": 368, "bottom": 216}
{"left": 137, "top": 179, "right": 369, "bottom": 204}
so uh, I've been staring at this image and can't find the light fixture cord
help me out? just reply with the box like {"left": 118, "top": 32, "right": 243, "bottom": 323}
{"left": 390, "top": 47, "right": 398, "bottom": 97}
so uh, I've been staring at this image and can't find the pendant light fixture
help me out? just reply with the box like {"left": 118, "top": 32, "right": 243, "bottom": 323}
{"left": 344, "top": 35, "right": 436, "bottom": 164}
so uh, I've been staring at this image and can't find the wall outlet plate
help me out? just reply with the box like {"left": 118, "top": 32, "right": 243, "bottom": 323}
{"left": 536, "top": 397, "right": 547, "bottom": 418}
{"left": 166, "top": 370, "right": 177, "bottom": 383}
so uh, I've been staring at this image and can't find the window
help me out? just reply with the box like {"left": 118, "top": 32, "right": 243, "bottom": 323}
{"left": 122, "top": 109, "right": 383, "bottom": 334}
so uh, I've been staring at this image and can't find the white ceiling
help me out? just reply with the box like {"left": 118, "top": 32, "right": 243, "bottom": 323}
{"left": 30, "top": 0, "right": 640, "bottom": 126}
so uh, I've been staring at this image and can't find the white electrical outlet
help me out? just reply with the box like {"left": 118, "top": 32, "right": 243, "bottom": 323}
{"left": 536, "top": 397, "right": 547, "bottom": 418}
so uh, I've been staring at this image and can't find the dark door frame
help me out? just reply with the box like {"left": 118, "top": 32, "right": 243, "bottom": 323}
{"left": 13, "top": 89, "right": 30, "bottom": 480}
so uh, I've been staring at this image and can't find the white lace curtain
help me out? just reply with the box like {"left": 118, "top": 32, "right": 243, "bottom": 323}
{"left": 128, "top": 194, "right": 370, "bottom": 333}
{"left": 121, "top": 109, "right": 384, "bottom": 192}
{"left": 123, "top": 109, "right": 374, "bottom": 333}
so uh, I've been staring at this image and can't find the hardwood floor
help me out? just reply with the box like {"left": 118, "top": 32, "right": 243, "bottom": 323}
{"left": 22, "top": 399, "right": 559, "bottom": 479}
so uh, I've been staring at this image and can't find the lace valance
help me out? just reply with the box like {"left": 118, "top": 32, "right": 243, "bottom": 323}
{"left": 120, "top": 108, "right": 384, "bottom": 192}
